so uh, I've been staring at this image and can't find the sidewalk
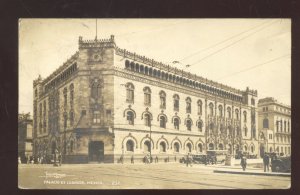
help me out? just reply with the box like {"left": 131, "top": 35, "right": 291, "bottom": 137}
{"left": 213, "top": 167, "right": 290, "bottom": 177}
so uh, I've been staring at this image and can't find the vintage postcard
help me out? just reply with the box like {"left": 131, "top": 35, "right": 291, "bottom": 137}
{"left": 18, "top": 19, "right": 291, "bottom": 189}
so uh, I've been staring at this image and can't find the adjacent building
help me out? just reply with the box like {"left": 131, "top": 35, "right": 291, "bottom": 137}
{"left": 258, "top": 97, "right": 291, "bottom": 157}
{"left": 18, "top": 113, "right": 33, "bottom": 163}
{"left": 33, "top": 35, "right": 260, "bottom": 163}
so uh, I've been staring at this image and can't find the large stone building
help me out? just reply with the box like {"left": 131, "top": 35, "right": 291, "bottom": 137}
{"left": 18, "top": 113, "right": 33, "bottom": 163}
{"left": 258, "top": 97, "right": 291, "bottom": 157}
{"left": 33, "top": 35, "right": 260, "bottom": 163}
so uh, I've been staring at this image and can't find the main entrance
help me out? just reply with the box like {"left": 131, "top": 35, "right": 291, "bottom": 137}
{"left": 88, "top": 141, "right": 104, "bottom": 162}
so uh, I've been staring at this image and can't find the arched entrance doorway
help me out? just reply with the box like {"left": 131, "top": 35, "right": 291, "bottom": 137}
{"left": 88, "top": 141, "right": 104, "bottom": 162}
{"left": 208, "top": 143, "right": 214, "bottom": 150}
{"left": 144, "top": 140, "right": 151, "bottom": 153}
{"left": 51, "top": 141, "right": 56, "bottom": 155}
{"left": 218, "top": 143, "right": 224, "bottom": 150}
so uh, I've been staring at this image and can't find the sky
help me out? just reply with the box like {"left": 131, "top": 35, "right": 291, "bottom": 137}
{"left": 19, "top": 19, "right": 291, "bottom": 114}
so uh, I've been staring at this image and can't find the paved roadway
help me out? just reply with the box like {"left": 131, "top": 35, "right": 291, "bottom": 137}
{"left": 18, "top": 163, "right": 290, "bottom": 189}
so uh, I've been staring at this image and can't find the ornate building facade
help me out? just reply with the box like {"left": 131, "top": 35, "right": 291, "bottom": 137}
{"left": 33, "top": 35, "right": 260, "bottom": 163}
{"left": 258, "top": 97, "right": 291, "bottom": 157}
{"left": 18, "top": 113, "right": 33, "bottom": 163}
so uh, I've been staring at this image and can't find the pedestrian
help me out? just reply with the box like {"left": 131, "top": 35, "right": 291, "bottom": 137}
{"left": 131, "top": 155, "right": 134, "bottom": 164}
{"left": 155, "top": 156, "right": 158, "bottom": 163}
{"left": 240, "top": 155, "right": 247, "bottom": 171}
{"left": 263, "top": 153, "right": 270, "bottom": 172}
{"left": 186, "top": 153, "right": 192, "bottom": 167}
{"left": 174, "top": 155, "right": 177, "bottom": 162}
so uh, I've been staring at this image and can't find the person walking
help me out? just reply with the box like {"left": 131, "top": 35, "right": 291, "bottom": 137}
{"left": 263, "top": 153, "right": 270, "bottom": 172}
{"left": 186, "top": 153, "right": 192, "bottom": 167}
{"left": 240, "top": 155, "right": 247, "bottom": 171}
{"left": 131, "top": 155, "right": 134, "bottom": 164}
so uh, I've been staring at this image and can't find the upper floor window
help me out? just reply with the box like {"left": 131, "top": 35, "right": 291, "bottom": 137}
{"left": 126, "top": 83, "right": 134, "bottom": 103}
{"left": 63, "top": 87, "right": 68, "bottom": 109}
{"left": 276, "top": 121, "right": 279, "bottom": 132}
{"left": 143, "top": 87, "right": 151, "bottom": 106}
{"left": 70, "top": 84, "right": 74, "bottom": 109}
{"left": 288, "top": 121, "right": 290, "bottom": 132}
{"left": 93, "top": 111, "right": 100, "bottom": 124}
{"left": 235, "top": 109, "right": 239, "bottom": 120}
{"left": 218, "top": 105, "right": 223, "bottom": 117}
{"left": 186, "top": 119, "right": 192, "bottom": 131}
{"left": 186, "top": 97, "right": 191, "bottom": 114}
{"left": 243, "top": 111, "right": 247, "bottom": 123}
{"left": 159, "top": 91, "right": 166, "bottom": 109}
{"left": 209, "top": 103, "right": 214, "bottom": 116}
{"left": 197, "top": 120, "right": 203, "bottom": 132}
{"left": 284, "top": 121, "right": 286, "bottom": 132}
{"left": 91, "top": 79, "right": 101, "bottom": 99}
{"left": 263, "top": 118, "right": 269, "bottom": 129}
{"left": 174, "top": 117, "right": 180, "bottom": 130}
{"left": 227, "top": 107, "right": 231, "bottom": 119}
{"left": 127, "top": 111, "right": 135, "bottom": 125}
{"left": 197, "top": 100, "right": 202, "bottom": 115}
{"left": 173, "top": 94, "right": 180, "bottom": 111}
{"left": 69, "top": 110, "right": 74, "bottom": 126}
{"left": 159, "top": 115, "right": 166, "bottom": 128}
{"left": 144, "top": 113, "right": 151, "bottom": 127}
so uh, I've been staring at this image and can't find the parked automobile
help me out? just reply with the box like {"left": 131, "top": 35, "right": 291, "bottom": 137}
{"left": 271, "top": 156, "right": 291, "bottom": 173}
{"left": 206, "top": 150, "right": 228, "bottom": 164}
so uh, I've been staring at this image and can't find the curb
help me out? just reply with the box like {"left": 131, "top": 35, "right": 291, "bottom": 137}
{"left": 213, "top": 170, "right": 290, "bottom": 177}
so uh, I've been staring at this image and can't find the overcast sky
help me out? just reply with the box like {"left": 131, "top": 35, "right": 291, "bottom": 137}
{"left": 19, "top": 19, "right": 291, "bottom": 114}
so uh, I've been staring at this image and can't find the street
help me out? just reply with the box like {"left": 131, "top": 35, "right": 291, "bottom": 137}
{"left": 18, "top": 163, "right": 290, "bottom": 189}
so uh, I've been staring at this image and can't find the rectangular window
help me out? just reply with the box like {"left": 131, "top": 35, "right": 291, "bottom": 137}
{"left": 93, "top": 111, "right": 100, "bottom": 124}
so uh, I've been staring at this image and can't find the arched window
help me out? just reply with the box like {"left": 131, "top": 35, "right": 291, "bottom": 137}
{"left": 144, "top": 113, "right": 151, "bottom": 127}
{"left": 173, "top": 94, "right": 180, "bottom": 111}
{"left": 209, "top": 103, "right": 214, "bottom": 116}
{"left": 218, "top": 143, "right": 224, "bottom": 150}
{"left": 186, "top": 143, "right": 192, "bottom": 152}
{"left": 144, "top": 141, "right": 151, "bottom": 152}
{"left": 174, "top": 117, "right": 180, "bottom": 130}
{"left": 70, "top": 140, "right": 74, "bottom": 153}
{"left": 126, "top": 140, "right": 134, "bottom": 152}
{"left": 143, "top": 87, "right": 151, "bottom": 106}
{"left": 244, "top": 126, "right": 248, "bottom": 137}
{"left": 91, "top": 79, "right": 101, "bottom": 99}
{"left": 244, "top": 145, "right": 248, "bottom": 152}
{"left": 174, "top": 142, "right": 180, "bottom": 152}
{"left": 159, "top": 142, "right": 166, "bottom": 152}
{"left": 69, "top": 110, "right": 74, "bottom": 125}
{"left": 227, "top": 107, "right": 231, "bottom": 118}
{"left": 197, "top": 120, "right": 203, "bottom": 132}
{"left": 186, "top": 97, "right": 191, "bottom": 113}
{"left": 160, "top": 116, "right": 166, "bottom": 128}
{"left": 186, "top": 119, "right": 192, "bottom": 131}
{"left": 208, "top": 143, "right": 214, "bottom": 150}
{"left": 218, "top": 105, "right": 223, "bottom": 117}
{"left": 125, "top": 60, "right": 130, "bottom": 69}
{"left": 197, "top": 100, "right": 202, "bottom": 115}
{"left": 250, "top": 145, "right": 254, "bottom": 153}
{"left": 198, "top": 143, "right": 203, "bottom": 153}
{"left": 159, "top": 91, "right": 166, "bottom": 109}
{"left": 235, "top": 109, "right": 239, "bottom": 120}
{"left": 243, "top": 111, "right": 247, "bottom": 123}
{"left": 263, "top": 118, "right": 269, "bottom": 129}
{"left": 126, "top": 83, "right": 134, "bottom": 103}
{"left": 127, "top": 111, "right": 134, "bottom": 125}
